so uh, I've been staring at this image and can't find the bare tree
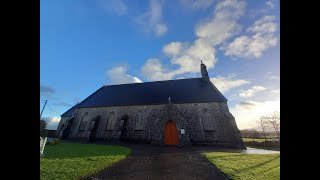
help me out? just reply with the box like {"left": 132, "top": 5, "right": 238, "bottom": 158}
{"left": 263, "top": 111, "right": 280, "bottom": 140}
{"left": 259, "top": 116, "right": 268, "bottom": 142}
{"left": 250, "top": 129, "right": 260, "bottom": 139}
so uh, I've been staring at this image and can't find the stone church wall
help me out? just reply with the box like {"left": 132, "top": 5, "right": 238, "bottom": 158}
{"left": 61, "top": 102, "right": 245, "bottom": 148}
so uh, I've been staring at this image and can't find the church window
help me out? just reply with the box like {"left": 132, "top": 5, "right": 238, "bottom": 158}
{"left": 201, "top": 108, "right": 215, "bottom": 130}
{"left": 105, "top": 112, "right": 116, "bottom": 130}
{"left": 78, "top": 112, "right": 88, "bottom": 131}
{"left": 135, "top": 112, "right": 143, "bottom": 130}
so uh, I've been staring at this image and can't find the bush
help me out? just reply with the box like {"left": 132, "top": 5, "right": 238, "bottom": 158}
{"left": 52, "top": 138, "right": 60, "bottom": 145}
{"left": 40, "top": 120, "right": 48, "bottom": 137}
{"left": 47, "top": 138, "right": 60, "bottom": 145}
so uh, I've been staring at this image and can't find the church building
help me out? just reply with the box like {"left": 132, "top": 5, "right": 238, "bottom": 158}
{"left": 57, "top": 62, "right": 245, "bottom": 148}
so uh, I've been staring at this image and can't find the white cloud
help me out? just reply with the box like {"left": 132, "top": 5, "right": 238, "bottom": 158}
{"left": 179, "top": 0, "right": 215, "bottom": 10}
{"left": 225, "top": 16, "right": 278, "bottom": 58}
{"left": 269, "top": 75, "right": 280, "bottom": 80}
{"left": 247, "top": 16, "right": 277, "bottom": 34}
{"left": 210, "top": 75, "right": 250, "bottom": 93}
{"left": 42, "top": 116, "right": 61, "bottom": 130}
{"left": 230, "top": 99, "right": 280, "bottom": 130}
{"left": 238, "top": 101, "right": 257, "bottom": 109}
{"left": 97, "top": 0, "right": 127, "bottom": 16}
{"left": 50, "top": 117, "right": 61, "bottom": 123}
{"left": 142, "top": 39, "right": 216, "bottom": 81}
{"left": 172, "top": 39, "right": 216, "bottom": 73}
{"left": 141, "top": 58, "right": 176, "bottom": 81}
{"left": 266, "top": 72, "right": 280, "bottom": 81}
{"left": 195, "top": 0, "right": 246, "bottom": 46}
{"left": 53, "top": 102, "right": 73, "bottom": 107}
{"left": 225, "top": 34, "right": 277, "bottom": 58}
{"left": 135, "top": 0, "right": 168, "bottom": 37}
{"left": 239, "top": 86, "right": 267, "bottom": 98}
{"left": 264, "top": 88, "right": 280, "bottom": 100}
{"left": 107, "top": 66, "right": 142, "bottom": 85}
{"left": 163, "top": 42, "right": 183, "bottom": 56}
{"left": 271, "top": 89, "right": 280, "bottom": 94}
{"left": 266, "top": 1, "right": 275, "bottom": 9}
{"left": 141, "top": 0, "right": 247, "bottom": 81}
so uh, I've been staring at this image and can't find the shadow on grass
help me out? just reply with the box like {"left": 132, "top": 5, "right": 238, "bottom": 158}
{"left": 234, "top": 155, "right": 280, "bottom": 174}
{"left": 203, "top": 152, "right": 243, "bottom": 160}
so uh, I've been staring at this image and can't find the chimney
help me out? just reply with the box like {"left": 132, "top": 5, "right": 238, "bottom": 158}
{"left": 201, "top": 61, "right": 210, "bottom": 81}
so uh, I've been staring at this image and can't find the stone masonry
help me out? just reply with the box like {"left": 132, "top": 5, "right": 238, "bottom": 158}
{"left": 58, "top": 101, "right": 245, "bottom": 148}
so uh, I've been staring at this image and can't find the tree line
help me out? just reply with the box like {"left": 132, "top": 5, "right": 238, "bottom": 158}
{"left": 241, "top": 111, "right": 280, "bottom": 141}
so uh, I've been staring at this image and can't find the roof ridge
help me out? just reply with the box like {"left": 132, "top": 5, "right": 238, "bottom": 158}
{"left": 103, "top": 77, "right": 202, "bottom": 87}
{"left": 77, "top": 86, "right": 105, "bottom": 106}
{"left": 207, "top": 80, "right": 227, "bottom": 101}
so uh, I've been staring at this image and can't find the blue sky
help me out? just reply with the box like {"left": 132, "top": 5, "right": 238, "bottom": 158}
{"left": 40, "top": 0, "right": 280, "bottom": 130}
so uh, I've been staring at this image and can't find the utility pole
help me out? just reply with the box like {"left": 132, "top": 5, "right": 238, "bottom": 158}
{"left": 40, "top": 100, "right": 47, "bottom": 119}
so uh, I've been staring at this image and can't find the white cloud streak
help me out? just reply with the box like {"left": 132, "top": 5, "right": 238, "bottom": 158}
{"left": 268, "top": 75, "right": 280, "bottom": 81}
{"left": 266, "top": 1, "right": 275, "bottom": 9}
{"left": 239, "top": 86, "right": 267, "bottom": 98}
{"left": 40, "top": 85, "right": 55, "bottom": 97}
{"left": 179, "top": 0, "right": 215, "bottom": 10}
{"left": 271, "top": 89, "right": 280, "bottom": 94}
{"left": 225, "top": 16, "right": 278, "bottom": 58}
{"left": 163, "top": 42, "right": 183, "bottom": 56}
{"left": 195, "top": 0, "right": 246, "bottom": 46}
{"left": 107, "top": 66, "right": 142, "bottom": 85}
{"left": 210, "top": 75, "right": 250, "bottom": 93}
{"left": 135, "top": 0, "right": 168, "bottom": 37}
{"left": 141, "top": 58, "right": 176, "bottom": 81}
{"left": 97, "top": 0, "right": 127, "bottom": 16}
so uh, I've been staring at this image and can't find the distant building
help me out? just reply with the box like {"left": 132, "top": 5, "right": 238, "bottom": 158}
{"left": 57, "top": 62, "right": 245, "bottom": 148}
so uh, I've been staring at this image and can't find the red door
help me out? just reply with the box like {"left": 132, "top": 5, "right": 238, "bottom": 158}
{"left": 164, "top": 120, "right": 178, "bottom": 145}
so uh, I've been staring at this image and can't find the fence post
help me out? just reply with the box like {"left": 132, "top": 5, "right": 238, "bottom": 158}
{"left": 40, "top": 137, "right": 47, "bottom": 156}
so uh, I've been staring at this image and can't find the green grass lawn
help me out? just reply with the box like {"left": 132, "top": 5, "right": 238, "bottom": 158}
{"left": 203, "top": 152, "right": 280, "bottom": 180}
{"left": 40, "top": 143, "right": 131, "bottom": 180}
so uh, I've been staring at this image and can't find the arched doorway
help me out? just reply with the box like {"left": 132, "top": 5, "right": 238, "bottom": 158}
{"left": 164, "top": 120, "right": 178, "bottom": 145}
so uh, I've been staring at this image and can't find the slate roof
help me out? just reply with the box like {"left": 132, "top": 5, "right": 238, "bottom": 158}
{"left": 61, "top": 103, "right": 80, "bottom": 117}
{"left": 61, "top": 77, "right": 227, "bottom": 117}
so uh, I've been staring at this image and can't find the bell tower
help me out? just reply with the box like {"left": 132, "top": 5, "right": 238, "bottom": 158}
{"left": 201, "top": 61, "right": 210, "bottom": 81}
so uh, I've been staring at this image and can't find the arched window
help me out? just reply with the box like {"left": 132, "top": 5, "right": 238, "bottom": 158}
{"left": 78, "top": 113, "right": 88, "bottom": 131}
{"left": 135, "top": 112, "right": 143, "bottom": 130}
{"left": 105, "top": 112, "right": 116, "bottom": 130}
{"left": 201, "top": 108, "right": 215, "bottom": 130}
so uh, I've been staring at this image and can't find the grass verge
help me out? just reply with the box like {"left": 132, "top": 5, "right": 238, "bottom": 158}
{"left": 203, "top": 152, "right": 280, "bottom": 180}
{"left": 40, "top": 143, "right": 131, "bottom": 180}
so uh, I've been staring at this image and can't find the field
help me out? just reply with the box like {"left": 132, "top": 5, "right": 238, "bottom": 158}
{"left": 40, "top": 143, "right": 131, "bottom": 180}
{"left": 203, "top": 152, "right": 280, "bottom": 180}
{"left": 242, "top": 138, "right": 280, "bottom": 151}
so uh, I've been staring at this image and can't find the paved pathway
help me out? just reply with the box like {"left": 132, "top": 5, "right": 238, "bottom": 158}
{"left": 85, "top": 144, "right": 228, "bottom": 180}
{"left": 85, "top": 144, "right": 280, "bottom": 180}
